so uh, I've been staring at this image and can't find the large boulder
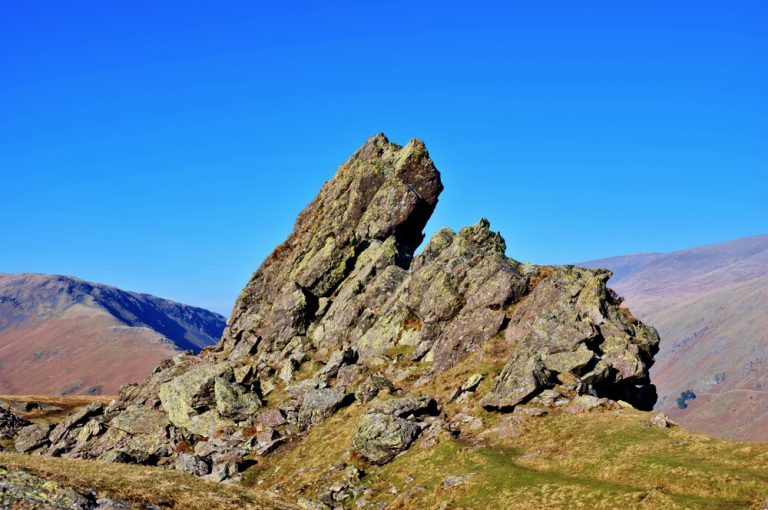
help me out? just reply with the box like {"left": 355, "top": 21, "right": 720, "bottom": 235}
{"left": 351, "top": 397, "right": 438, "bottom": 465}
{"left": 15, "top": 423, "right": 52, "bottom": 453}
{"left": 351, "top": 413, "right": 422, "bottom": 465}
{"left": 298, "top": 387, "right": 349, "bottom": 429}
{"left": 158, "top": 362, "right": 234, "bottom": 437}
{"left": 214, "top": 378, "right": 262, "bottom": 420}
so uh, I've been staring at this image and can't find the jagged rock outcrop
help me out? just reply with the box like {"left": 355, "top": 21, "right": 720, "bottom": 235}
{"left": 28, "top": 134, "right": 660, "bottom": 495}
{"left": 217, "top": 134, "right": 443, "bottom": 367}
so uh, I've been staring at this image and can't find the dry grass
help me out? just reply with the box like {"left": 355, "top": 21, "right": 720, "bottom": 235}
{"left": 0, "top": 452, "right": 297, "bottom": 510}
{"left": 243, "top": 403, "right": 368, "bottom": 496}
{"left": 361, "top": 408, "right": 768, "bottom": 510}
{"left": 2, "top": 393, "right": 768, "bottom": 509}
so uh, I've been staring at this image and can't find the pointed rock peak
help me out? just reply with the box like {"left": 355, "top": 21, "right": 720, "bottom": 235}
{"left": 220, "top": 134, "right": 443, "bottom": 358}
{"left": 459, "top": 218, "right": 507, "bottom": 255}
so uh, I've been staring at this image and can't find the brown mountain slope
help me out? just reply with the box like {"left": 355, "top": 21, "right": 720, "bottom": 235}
{"left": 0, "top": 273, "right": 226, "bottom": 396}
{"left": 581, "top": 235, "right": 768, "bottom": 440}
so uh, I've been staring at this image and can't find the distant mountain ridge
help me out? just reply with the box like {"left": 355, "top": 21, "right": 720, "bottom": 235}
{"left": 0, "top": 273, "right": 226, "bottom": 396}
{"left": 581, "top": 235, "right": 768, "bottom": 440}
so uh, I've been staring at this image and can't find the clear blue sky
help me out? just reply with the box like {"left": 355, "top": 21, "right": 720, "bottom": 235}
{"left": 1, "top": 1, "right": 766, "bottom": 315}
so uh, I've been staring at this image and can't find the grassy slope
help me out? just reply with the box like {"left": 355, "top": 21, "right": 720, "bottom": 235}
{"left": 1, "top": 396, "right": 767, "bottom": 509}
{"left": 246, "top": 403, "right": 768, "bottom": 510}
{"left": 0, "top": 452, "right": 296, "bottom": 510}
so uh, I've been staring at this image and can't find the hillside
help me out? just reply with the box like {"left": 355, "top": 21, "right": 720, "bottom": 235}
{"left": 581, "top": 235, "right": 768, "bottom": 440}
{"left": 5, "top": 134, "right": 766, "bottom": 509}
{"left": 3, "top": 399, "right": 768, "bottom": 509}
{"left": 0, "top": 273, "right": 226, "bottom": 396}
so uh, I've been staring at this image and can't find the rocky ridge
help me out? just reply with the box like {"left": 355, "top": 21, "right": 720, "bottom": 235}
{"left": 16, "top": 135, "right": 661, "bottom": 505}
{"left": 0, "top": 273, "right": 226, "bottom": 395}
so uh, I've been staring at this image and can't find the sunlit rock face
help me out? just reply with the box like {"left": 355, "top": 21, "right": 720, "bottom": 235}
{"left": 26, "top": 134, "right": 659, "bottom": 489}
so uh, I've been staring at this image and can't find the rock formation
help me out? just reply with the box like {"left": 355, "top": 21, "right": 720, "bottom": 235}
{"left": 581, "top": 235, "right": 768, "bottom": 440}
{"left": 17, "top": 134, "right": 660, "bottom": 499}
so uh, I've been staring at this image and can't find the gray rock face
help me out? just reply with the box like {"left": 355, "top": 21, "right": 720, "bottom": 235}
{"left": 481, "top": 352, "right": 551, "bottom": 409}
{"left": 351, "top": 413, "right": 422, "bottom": 465}
{"left": 481, "top": 266, "right": 660, "bottom": 411}
{"left": 15, "top": 423, "right": 52, "bottom": 453}
{"left": 33, "top": 134, "right": 661, "bottom": 487}
{"left": 219, "top": 134, "right": 444, "bottom": 365}
{"left": 298, "top": 387, "right": 349, "bottom": 429}
{"left": 351, "top": 397, "right": 438, "bottom": 465}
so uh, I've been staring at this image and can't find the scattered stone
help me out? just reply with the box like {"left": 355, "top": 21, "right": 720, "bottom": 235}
{"left": 297, "top": 497, "right": 331, "bottom": 510}
{"left": 298, "top": 387, "right": 349, "bottom": 428}
{"left": 418, "top": 419, "right": 448, "bottom": 449}
{"left": 567, "top": 395, "right": 614, "bottom": 414}
{"left": 369, "top": 397, "right": 437, "bottom": 418}
{"left": 260, "top": 379, "right": 277, "bottom": 397}
{"left": 207, "top": 449, "right": 245, "bottom": 482}
{"left": 355, "top": 375, "right": 396, "bottom": 404}
{"left": 533, "top": 388, "right": 566, "bottom": 407}
{"left": 650, "top": 413, "right": 670, "bottom": 428}
{"left": 450, "top": 413, "right": 483, "bottom": 432}
{"left": 336, "top": 365, "right": 363, "bottom": 387}
{"left": 75, "top": 419, "right": 103, "bottom": 447}
{"left": 257, "top": 428, "right": 279, "bottom": 445}
{"left": 258, "top": 408, "right": 287, "bottom": 428}
{"left": 94, "top": 498, "right": 133, "bottom": 509}
{"left": 403, "top": 485, "right": 427, "bottom": 499}
{"left": 255, "top": 438, "right": 284, "bottom": 456}
{"left": 233, "top": 365, "right": 254, "bottom": 385}
{"left": 442, "top": 472, "right": 476, "bottom": 489}
{"left": 316, "top": 347, "right": 358, "bottom": 381}
{"left": 49, "top": 402, "right": 103, "bottom": 446}
{"left": 517, "top": 407, "right": 547, "bottom": 417}
{"left": 461, "top": 373, "right": 484, "bottom": 392}
{"left": 175, "top": 453, "right": 210, "bottom": 476}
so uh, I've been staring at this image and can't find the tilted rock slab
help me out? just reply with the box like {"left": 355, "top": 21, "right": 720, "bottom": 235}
{"left": 31, "top": 134, "right": 660, "bottom": 485}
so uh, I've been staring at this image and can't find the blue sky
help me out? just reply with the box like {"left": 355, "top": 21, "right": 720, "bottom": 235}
{"left": 1, "top": 1, "right": 766, "bottom": 315}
